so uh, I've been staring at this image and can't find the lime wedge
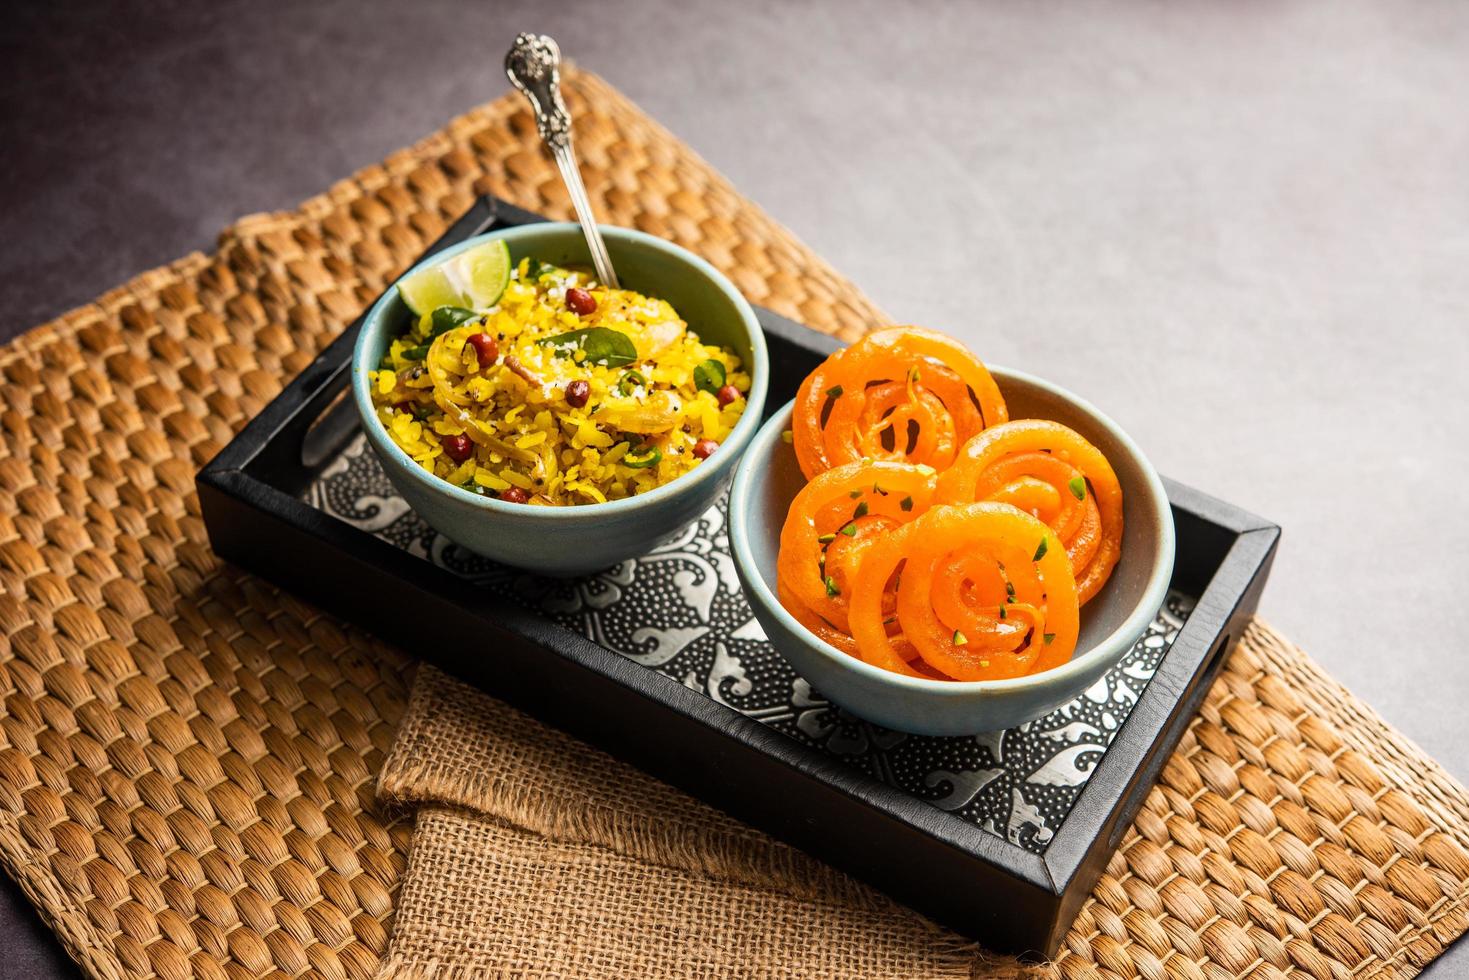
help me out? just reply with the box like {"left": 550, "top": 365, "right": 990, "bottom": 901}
{"left": 397, "top": 238, "right": 511, "bottom": 315}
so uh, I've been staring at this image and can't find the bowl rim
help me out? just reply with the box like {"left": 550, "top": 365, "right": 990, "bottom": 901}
{"left": 351, "top": 222, "right": 770, "bottom": 521}
{"left": 728, "top": 369, "right": 1177, "bottom": 697}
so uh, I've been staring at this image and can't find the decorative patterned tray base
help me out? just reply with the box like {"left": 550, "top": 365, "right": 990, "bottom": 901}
{"left": 309, "top": 432, "right": 1195, "bottom": 853}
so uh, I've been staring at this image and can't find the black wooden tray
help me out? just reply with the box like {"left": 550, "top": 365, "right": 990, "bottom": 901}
{"left": 197, "top": 195, "right": 1279, "bottom": 957}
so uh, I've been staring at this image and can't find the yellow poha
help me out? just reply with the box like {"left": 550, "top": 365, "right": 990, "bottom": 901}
{"left": 369, "top": 257, "right": 751, "bottom": 505}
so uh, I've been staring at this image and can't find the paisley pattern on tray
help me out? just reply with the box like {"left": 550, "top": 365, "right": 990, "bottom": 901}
{"left": 309, "top": 434, "right": 1194, "bottom": 853}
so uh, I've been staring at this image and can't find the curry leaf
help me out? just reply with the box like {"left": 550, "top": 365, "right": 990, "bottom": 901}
{"left": 429, "top": 306, "right": 478, "bottom": 339}
{"left": 538, "top": 326, "right": 639, "bottom": 367}
{"left": 693, "top": 359, "right": 727, "bottom": 395}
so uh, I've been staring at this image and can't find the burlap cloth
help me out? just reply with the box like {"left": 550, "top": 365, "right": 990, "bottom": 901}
{"left": 377, "top": 623, "right": 1469, "bottom": 980}
{"left": 376, "top": 666, "right": 1003, "bottom": 979}
{"left": 1, "top": 69, "right": 1466, "bottom": 980}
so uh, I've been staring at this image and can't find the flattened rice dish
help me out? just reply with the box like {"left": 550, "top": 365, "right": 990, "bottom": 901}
{"left": 369, "top": 255, "right": 751, "bottom": 505}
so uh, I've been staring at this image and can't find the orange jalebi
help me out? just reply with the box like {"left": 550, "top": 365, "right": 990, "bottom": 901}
{"left": 776, "top": 461, "right": 937, "bottom": 641}
{"left": 935, "top": 419, "right": 1123, "bottom": 605}
{"left": 846, "top": 503, "right": 1079, "bottom": 681}
{"left": 792, "top": 327, "right": 1007, "bottom": 479}
{"left": 776, "top": 328, "right": 1127, "bottom": 683}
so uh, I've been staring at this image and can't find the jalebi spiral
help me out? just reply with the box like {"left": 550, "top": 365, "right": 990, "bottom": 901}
{"left": 776, "top": 461, "right": 937, "bottom": 641}
{"left": 935, "top": 419, "right": 1123, "bottom": 606}
{"left": 845, "top": 503, "right": 1080, "bottom": 680}
{"left": 792, "top": 327, "right": 1007, "bottom": 479}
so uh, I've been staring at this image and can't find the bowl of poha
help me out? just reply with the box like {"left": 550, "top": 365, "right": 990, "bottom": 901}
{"left": 351, "top": 222, "right": 768, "bottom": 575}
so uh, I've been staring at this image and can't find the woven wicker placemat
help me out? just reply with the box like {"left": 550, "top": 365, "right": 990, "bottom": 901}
{"left": 0, "top": 69, "right": 1465, "bottom": 980}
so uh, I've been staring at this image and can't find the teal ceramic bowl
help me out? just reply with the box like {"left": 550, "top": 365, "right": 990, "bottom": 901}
{"left": 352, "top": 223, "right": 768, "bottom": 575}
{"left": 728, "top": 369, "right": 1174, "bottom": 736}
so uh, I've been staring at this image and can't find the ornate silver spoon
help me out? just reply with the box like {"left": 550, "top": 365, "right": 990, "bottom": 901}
{"left": 505, "top": 33, "right": 620, "bottom": 289}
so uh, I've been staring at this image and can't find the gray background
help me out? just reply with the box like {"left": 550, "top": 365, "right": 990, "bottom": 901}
{"left": 2, "top": 0, "right": 1465, "bottom": 976}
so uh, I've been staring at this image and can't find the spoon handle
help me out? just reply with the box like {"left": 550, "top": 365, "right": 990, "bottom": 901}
{"left": 505, "top": 33, "right": 621, "bottom": 289}
{"left": 550, "top": 144, "right": 619, "bottom": 290}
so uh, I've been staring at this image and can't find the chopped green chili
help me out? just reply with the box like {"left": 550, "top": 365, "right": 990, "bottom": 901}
{"left": 623, "top": 444, "right": 663, "bottom": 468}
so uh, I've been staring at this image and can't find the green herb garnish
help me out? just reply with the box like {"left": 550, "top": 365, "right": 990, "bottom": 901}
{"left": 998, "top": 606, "right": 1006, "bottom": 620}
{"left": 623, "top": 444, "right": 663, "bottom": 468}
{"left": 1006, "top": 580, "right": 1016, "bottom": 599}
{"left": 900, "top": 496, "right": 914, "bottom": 512}
{"left": 1069, "top": 477, "right": 1086, "bottom": 501}
{"left": 826, "top": 385, "right": 844, "bottom": 399}
{"left": 401, "top": 344, "right": 431, "bottom": 361}
{"left": 1033, "top": 537, "right": 1049, "bottom": 561}
{"left": 1044, "top": 633, "right": 1056, "bottom": 645}
{"left": 952, "top": 630, "right": 968, "bottom": 646}
{"left": 693, "top": 359, "right": 726, "bottom": 395}
{"left": 825, "top": 576, "right": 841, "bottom": 597}
{"left": 818, "top": 533, "right": 836, "bottom": 544}
{"left": 849, "top": 489, "right": 863, "bottom": 499}
{"left": 538, "top": 326, "right": 638, "bottom": 367}
{"left": 840, "top": 522, "right": 857, "bottom": 536}
{"left": 616, "top": 369, "right": 648, "bottom": 397}
{"left": 853, "top": 501, "right": 869, "bottom": 519}
{"left": 428, "top": 306, "right": 477, "bottom": 339}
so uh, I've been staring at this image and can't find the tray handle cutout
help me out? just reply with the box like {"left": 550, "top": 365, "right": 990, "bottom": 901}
{"left": 300, "top": 385, "right": 358, "bottom": 470}
{"left": 1105, "top": 630, "right": 1234, "bottom": 850}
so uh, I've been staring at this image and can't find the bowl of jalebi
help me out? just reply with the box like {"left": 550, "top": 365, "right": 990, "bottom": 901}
{"left": 353, "top": 223, "right": 767, "bottom": 575}
{"left": 728, "top": 327, "right": 1173, "bottom": 735}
